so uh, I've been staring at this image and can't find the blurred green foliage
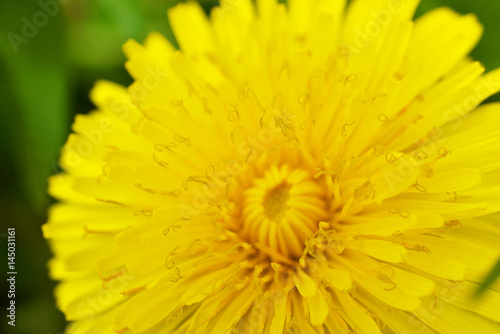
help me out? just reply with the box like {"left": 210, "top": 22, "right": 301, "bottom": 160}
{"left": 0, "top": 0, "right": 498, "bottom": 333}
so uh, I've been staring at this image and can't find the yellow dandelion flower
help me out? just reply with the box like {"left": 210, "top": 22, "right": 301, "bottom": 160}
{"left": 44, "top": 0, "right": 500, "bottom": 333}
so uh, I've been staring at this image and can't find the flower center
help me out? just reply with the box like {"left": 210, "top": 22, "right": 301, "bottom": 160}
{"left": 263, "top": 183, "right": 291, "bottom": 222}
{"left": 241, "top": 165, "right": 328, "bottom": 259}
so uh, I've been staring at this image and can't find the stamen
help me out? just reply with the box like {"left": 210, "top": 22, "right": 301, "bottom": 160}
{"left": 173, "top": 134, "right": 191, "bottom": 146}
{"left": 298, "top": 93, "right": 310, "bottom": 105}
{"left": 95, "top": 198, "right": 129, "bottom": 207}
{"left": 152, "top": 152, "right": 170, "bottom": 168}
{"left": 165, "top": 246, "right": 180, "bottom": 270}
{"left": 164, "top": 225, "right": 182, "bottom": 236}
{"left": 227, "top": 104, "right": 240, "bottom": 121}
{"left": 135, "top": 183, "right": 156, "bottom": 194}
{"left": 437, "top": 147, "right": 451, "bottom": 158}
{"left": 413, "top": 182, "right": 427, "bottom": 193}
{"left": 300, "top": 119, "right": 315, "bottom": 130}
{"left": 341, "top": 120, "right": 356, "bottom": 137}
{"left": 84, "top": 226, "right": 129, "bottom": 236}
{"left": 121, "top": 286, "right": 145, "bottom": 297}
{"left": 134, "top": 210, "right": 153, "bottom": 217}
{"left": 230, "top": 126, "right": 244, "bottom": 144}
{"left": 155, "top": 143, "right": 177, "bottom": 153}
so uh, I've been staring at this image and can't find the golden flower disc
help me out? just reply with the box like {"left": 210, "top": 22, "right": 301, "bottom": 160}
{"left": 241, "top": 164, "right": 328, "bottom": 258}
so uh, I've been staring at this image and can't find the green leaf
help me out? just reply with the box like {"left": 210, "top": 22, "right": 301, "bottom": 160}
{"left": 477, "top": 259, "right": 500, "bottom": 297}
{"left": 66, "top": 0, "right": 148, "bottom": 69}
{"left": 0, "top": 0, "right": 69, "bottom": 214}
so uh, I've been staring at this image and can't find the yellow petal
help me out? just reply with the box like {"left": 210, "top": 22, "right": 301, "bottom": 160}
{"left": 307, "top": 289, "right": 329, "bottom": 325}
{"left": 168, "top": 2, "right": 216, "bottom": 57}
{"left": 181, "top": 267, "right": 232, "bottom": 305}
{"left": 404, "top": 233, "right": 499, "bottom": 282}
{"left": 342, "top": 252, "right": 421, "bottom": 311}
{"left": 345, "top": 239, "right": 407, "bottom": 263}
{"left": 322, "top": 267, "right": 352, "bottom": 292}
{"left": 270, "top": 290, "right": 289, "bottom": 333}
{"left": 338, "top": 292, "right": 382, "bottom": 334}
{"left": 400, "top": 8, "right": 483, "bottom": 101}
{"left": 435, "top": 280, "right": 500, "bottom": 322}
{"left": 338, "top": 214, "right": 416, "bottom": 236}
{"left": 412, "top": 168, "right": 481, "bottom": 193}
{"left": 293, "top": 269, "right": 317, "bottom": 297}
{"left": 416, "top": 296, "right": 500, "bottom": 334}
{"left": 358, "top": 291, "right": 436, "bottom": 334}
{"left": 207, "top": 287, "right": 255, "bottom": 333}
{"left": 405, "top": 251, "right": 466, "bottom": 281}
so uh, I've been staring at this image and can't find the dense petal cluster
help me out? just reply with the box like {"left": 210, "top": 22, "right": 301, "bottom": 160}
{"left": 44, "top": 0, "right": 500, "bottom": 333}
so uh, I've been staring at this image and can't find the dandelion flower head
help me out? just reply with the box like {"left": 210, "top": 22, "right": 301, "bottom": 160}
{"left": 44, "top": 0, "right": 500, "bottom": 333}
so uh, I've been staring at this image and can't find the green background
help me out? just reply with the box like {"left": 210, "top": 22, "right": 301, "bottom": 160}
{"left": 0, "top": 0, "right": 498, "bottom": 333}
